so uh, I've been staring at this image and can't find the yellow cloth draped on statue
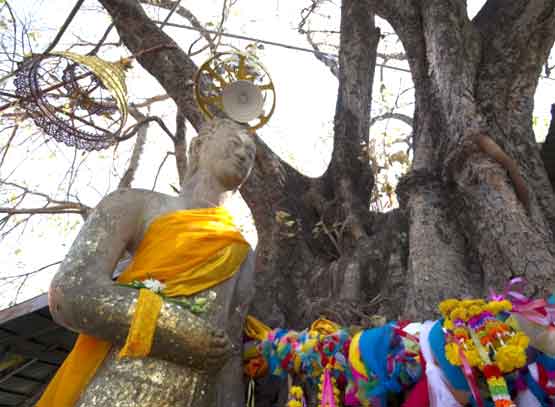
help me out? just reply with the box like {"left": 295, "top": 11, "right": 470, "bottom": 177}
{"left": 37, "top": 207, "right": 250, "bottom": 407}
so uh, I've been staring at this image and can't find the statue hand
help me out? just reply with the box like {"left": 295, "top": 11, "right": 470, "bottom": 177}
{"left": 153, "top": 300, "right": 235, "bottom": 371}
{"left": 202, "top": 328, "right": 232, "bottom": 372}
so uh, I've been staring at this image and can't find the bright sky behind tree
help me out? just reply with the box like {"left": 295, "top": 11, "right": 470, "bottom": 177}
{"left": 0, "top": 0, "right": 554, "bottom": 309}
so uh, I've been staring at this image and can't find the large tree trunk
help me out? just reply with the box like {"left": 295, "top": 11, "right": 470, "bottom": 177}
{"left": 97, "top": 0, "right": 555, "bottom": 405}
{"left": 378, "top": 0, "right": 555, "bottom": 314}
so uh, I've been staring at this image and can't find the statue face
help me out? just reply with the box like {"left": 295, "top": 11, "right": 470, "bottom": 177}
{"left": 198, "top": 125, "right": 256, "bottom": 190}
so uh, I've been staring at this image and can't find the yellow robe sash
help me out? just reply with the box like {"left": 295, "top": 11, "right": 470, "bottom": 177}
{"left": 37, "top": 207, "right": 249, "bottom": 407}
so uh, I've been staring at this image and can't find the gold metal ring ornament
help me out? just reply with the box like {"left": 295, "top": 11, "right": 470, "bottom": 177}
{"left": 194, "top": 52, "right": 276, "bottom": 131}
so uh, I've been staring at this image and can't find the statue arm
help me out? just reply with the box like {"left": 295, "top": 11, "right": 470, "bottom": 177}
{"left": 48, "top": 189, "right": 230, "bottom": 372}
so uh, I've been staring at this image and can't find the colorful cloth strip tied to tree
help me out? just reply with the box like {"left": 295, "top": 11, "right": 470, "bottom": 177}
{"left": 244, "top": 279, "right": 555, "bottom": 407}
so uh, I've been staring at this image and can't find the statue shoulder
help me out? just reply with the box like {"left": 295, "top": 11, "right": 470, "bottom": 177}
{"left": 95, "top": 188, "right": 166, "bottom": 215}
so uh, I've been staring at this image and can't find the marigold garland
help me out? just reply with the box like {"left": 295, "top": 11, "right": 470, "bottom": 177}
{"left": 287, "top": 385, "right": 306, "bottom": 407}
{"left": 438, "top": 298, "right": 526, "bottom": 407}
{"left": 243, "top": 293, "right": 533, "bottom": 407}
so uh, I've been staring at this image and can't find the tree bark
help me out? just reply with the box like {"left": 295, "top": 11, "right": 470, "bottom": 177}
{"left": 375, "top": 0, "right": 555, "bottom": 311}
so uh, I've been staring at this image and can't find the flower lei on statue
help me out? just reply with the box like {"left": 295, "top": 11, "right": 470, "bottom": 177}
{"left": 438, "top": 297, "right": 529, "bottom": 407}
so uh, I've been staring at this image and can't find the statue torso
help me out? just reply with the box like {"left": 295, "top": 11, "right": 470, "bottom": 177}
{"left": 76, "top": 190, "right": 255, "bottom": 407}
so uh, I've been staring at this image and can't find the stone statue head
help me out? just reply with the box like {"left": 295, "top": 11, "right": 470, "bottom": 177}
{"left": 185, "top": 118, "right": 256, "bottom": 190}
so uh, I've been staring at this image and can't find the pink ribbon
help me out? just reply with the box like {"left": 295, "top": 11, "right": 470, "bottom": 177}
{"left": 513, "top": 298, "right": 551, "bottom": 325}
{"left": 457, "top": 340, "right": 484, "bottom": 407}
{"left": 320, "top": 367, "right": 336, "bottom": 407}
{"left": 489, "top": 277, "right": 528, "bottom": 304}
{"left": 490, "top": 278, "right": 555, "bottom": 326}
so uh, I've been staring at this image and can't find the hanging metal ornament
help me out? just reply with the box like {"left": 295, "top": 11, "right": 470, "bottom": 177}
{"left": 14, "top": 52, "right": 129, "bottom": 150}
{"left": 194, "top": 52, "right": 276, "bottom": 131}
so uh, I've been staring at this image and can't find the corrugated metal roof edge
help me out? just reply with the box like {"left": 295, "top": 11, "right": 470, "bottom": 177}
{"left": 0, "top": 294, "right": 49, "bottom": 325}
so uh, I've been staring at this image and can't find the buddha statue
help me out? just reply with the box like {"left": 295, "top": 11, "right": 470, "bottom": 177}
{"left": 40, "top": 118, "right": 257, "bottom": 407}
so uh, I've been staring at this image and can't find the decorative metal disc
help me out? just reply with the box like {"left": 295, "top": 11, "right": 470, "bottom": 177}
{"left": 14, "top": 52, "right": 128, "bottom": 150}
{"left": 194, "top": 52, "right": 276, "bottom": 131}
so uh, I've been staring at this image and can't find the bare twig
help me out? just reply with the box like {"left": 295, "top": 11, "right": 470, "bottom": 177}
{"left": 141, "top": 0, "right": 217, "bottom": 53}
{"left": 4, "top": 1, "right": 17, "bottom": 71}
{"left": 0, "top": 260, "right": 61, "bottom": 280}
{"left": 159, "top": 0, "right": 182, "bottom": 29}
{"left": 0, "top": 124, "right": 18, "bottom": 169}
{"left": 0, "top": 204, "right": 86, "bottom": 215}
{"left": 43, "top": 0, "right": 86, "bottom": 54}
{"left": 1, "top": 181, "right": 85, "bottom": 206}
{"left": 11, "top": 275, "right": 28, "bottom": 306}
{"left": 131, "top": 94, "right": 170, "bottom": 108}
{"left": 120, "top": 116, "right": 175, "bottom": 142}
{"left": 87, "top": 23, "right": 115, "bottom": 56}
{"left": 152, "top": 151, "right": 174, "bottom": 190}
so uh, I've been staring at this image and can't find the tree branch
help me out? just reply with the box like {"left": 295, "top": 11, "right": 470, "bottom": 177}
{"left": 0, "top": 181, "right": 91, "bottom": 223}
{"left": 174, "top": 107, "right": 187, "bottom": 185}
{"left": 87, "top": 23, "right": 115, "bottom": 55}
{"left": 474, "top": 0, "right": 555, "bottom": 127}
{"left": 119, "top": 107, "right": 149, "bottom": 188}
{"left": 131, "top": 94, "right": 169, "bottom": 108}
{"left": 304, "top": 32, "right": 338, "bottom": 77}
{"left": 97, "top": 0, "right": 204, "bottom": 129}
{"left": 0, "top": 205, "right": 86, "bottom": 215}
{"left": 324, "top": 0, "right": 379, "bottom": 236}
{"left": 0, "top": 125, "right": 18, "bottom": 169}
{"left": 240, "top": 136, "right": 311, "bottom": 239}
{"left": 43, "top": 0, "right": 86, "bottom": 54}
{"left": 419, "top": 0, "right": 483, "bottom": 145}
{"left": 140, "top": 0, "right": 217, "bottom": 54}
{"left": 120, "top": 115, "right": 175, "bottom": 142}
{"left": 473, "top": 0, "right": 554, "bottom": 41}
{"left": 0, "top": 261, "right": 61, "bottom": 280}
{"left": 370, "top": 112, "right": 413, "bottom": 128}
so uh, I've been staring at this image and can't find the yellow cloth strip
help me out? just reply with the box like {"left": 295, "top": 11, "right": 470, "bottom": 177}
{"left": 244, "top": 315, "right": 271, "bottom": 341}
{"left": 348, "top": 331, "right": 368, "bottom": 379}
{"left": 309, "top": 318, "right": 340, "bottom": 336}
{"left": 37, "top": 207, "right": 249, "bottom": 407}
{"left": 118, "top": 288, "right": 163, "bottom": 359}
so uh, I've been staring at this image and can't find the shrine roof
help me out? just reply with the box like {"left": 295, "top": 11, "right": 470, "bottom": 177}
{"left": 0, "top": 294, "right": 75, "bottom": 406}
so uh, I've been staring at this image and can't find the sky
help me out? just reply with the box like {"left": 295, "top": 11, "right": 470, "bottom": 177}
{"left": 0, "top": 0, "right": 554, "bottom": 309}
